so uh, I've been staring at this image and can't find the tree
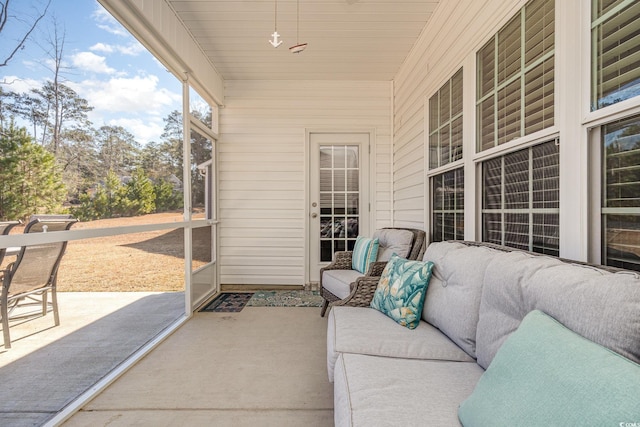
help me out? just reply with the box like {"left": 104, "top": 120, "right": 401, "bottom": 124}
{"left": 0, "top": 123, "right": 65, "bottom": 221}
{"left": 124, "top": 168, "right": 155, "bottom": 215}
{"left": 95, "top": 125, "right": 140, "bottom": 176}
{"left": 0, "top": 0, "right": 51, "bottom": 68}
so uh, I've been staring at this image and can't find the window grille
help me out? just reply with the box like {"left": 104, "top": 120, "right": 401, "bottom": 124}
{"left": 429, "top": 68, "right": 463, "bottom": 169}
{"left": 602, "top": 113, "right": 640, "bottom": 271}
{"left": 477, "top": 0, "right": 555, "bottom": 151}
{"left": 592, "top": 0, "right": 640, "bottom": 110}
{"left": 482, "top": 140, "right": 559, "bottom": 255}
{"left": 431, "top": 168, "right": 464, "bottom": 242}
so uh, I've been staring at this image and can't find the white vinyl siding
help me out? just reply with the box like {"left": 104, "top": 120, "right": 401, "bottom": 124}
{"left": 393, "top": 1, "right": 518, "bottom": 231}
{"left": 219, "top": 80, "right": 391, "bottom": 286}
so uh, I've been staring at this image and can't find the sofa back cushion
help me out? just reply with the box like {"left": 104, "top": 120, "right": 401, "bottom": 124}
{"left": 476, "top": 251, "right": 640, "bottom": 369}
{"left": 459, "top": 310, "right": 640, "bottom": 426}
{"left": 372, "top": 229, "right": 413, "bottom": 261}
{"left": 422, "top": 241, "right": 502, "bottom": 358}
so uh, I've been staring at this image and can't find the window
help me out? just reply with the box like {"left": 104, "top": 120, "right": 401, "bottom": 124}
{"left": 591, "top": 0, "right": 640, "bottom": 110}
{"left": 482, "top": 140, "right": 559, "bottom": 255}
{"left": 429, "top": 68, "right": 463, "bottom": 169}
{"left": 431, "top": 168, "right": 464, "bottom": 242}
{"left": 602, "top": 113, "right": 640, "bottom": 270}
{"left": 477, "top": 0, "right": 555, "bottom": 151}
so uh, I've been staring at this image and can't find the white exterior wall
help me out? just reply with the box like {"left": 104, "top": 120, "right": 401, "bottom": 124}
{"left": 392, "top": 0, "right": 522, "bottom": 231}
{"left": 391, "top": 0, "right": 637, "bottom": 262}
{"left": 219, "top": 80, "right": 392, "bottom": 286}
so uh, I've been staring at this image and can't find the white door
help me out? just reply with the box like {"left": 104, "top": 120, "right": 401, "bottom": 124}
{"left": 309, "top": 132, "right": 370, "bottom": 283}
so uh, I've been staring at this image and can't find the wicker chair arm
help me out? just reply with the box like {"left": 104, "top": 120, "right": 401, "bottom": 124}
{"left": 366, "top": 261, "right": 388, "bottom": 277}
{"left": 332, "top": 276, "right": 381, "bottom": 308}
{"left": 320, "top": 251, "right": 353, "bottom": 273}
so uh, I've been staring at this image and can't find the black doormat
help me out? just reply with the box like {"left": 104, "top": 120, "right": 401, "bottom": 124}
{"left": 200, "top": 293, "right": 254, "bottom": 312}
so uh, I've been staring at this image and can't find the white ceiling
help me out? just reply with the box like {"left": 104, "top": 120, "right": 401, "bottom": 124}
{"left": 168, "top": 0, "right": 441, "bottom": 80}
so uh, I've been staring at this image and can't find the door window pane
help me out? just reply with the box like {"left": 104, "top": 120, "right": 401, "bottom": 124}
{"left": 318, "top": 145, "right": 360, "bottom": 262}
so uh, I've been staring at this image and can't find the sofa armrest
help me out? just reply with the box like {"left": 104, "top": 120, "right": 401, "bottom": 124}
{"left": 332, "top": 275, "right": 380, "bottom": 308}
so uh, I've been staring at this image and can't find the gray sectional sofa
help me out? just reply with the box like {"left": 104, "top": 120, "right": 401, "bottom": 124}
{"left": 326, "top": 241, "right": 640, "bottom": 426}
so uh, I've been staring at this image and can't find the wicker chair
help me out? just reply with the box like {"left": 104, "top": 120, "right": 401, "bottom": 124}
{"left": 1, "top": 218, "right": 77, "bottom": 349}
{"left": 320, "top": 227, "right": 426, "bottom": 316}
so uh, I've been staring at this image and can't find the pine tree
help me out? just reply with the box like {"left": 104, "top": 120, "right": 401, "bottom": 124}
{"left": 0, "top": 123, "right": 66, "bottom": 221}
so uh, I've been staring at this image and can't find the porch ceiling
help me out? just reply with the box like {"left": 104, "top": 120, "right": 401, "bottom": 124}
{"left": 168, "top": 0, "right": 440, "bottom": 80}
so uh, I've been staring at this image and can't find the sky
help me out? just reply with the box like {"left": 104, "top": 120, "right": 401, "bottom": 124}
{"left": 0, "top": 0, "right": 182, "bottom": 144}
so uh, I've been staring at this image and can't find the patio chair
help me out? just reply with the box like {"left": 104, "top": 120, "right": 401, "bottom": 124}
{"left": 0, "top": 221, "right": 21, "bottom": 267}
{"left": 320, "top": 227, "right": 426, "bottom": 316}
{"left": 1, "top": 218, "right": 77, "bottom": 349}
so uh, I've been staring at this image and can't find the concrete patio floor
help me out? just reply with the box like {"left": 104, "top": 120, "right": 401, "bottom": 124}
{"left": 0, "top": 292, "right": 184, "bottom": 426}
{"left": 62, "top": 307, "right": 334, "bottom": 426}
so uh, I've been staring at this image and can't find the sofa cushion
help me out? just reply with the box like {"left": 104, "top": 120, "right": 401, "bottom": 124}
{"left": 334, "top": 353, "right": 483, "bottom": 427}
{"left": 372, "top": 228, "right": 413, "bottom": 261}
{"left": 327, "top": 306, "right": 474, "bottom": 382}
{"left": 370, "top": 254, "right": 434, "bottom": 329}
{"left": 476, "top": 251, "right": 640, "bottom": 369}
{"left": 351, "top": 236, "right": 379, "bottom": 274}
{"left": 459, "top": 310, "right": 640, "bottom": 426}
{"left": 322, "top": 269, "right": 362, "bottom": 299}
{"left": 422, "top": 242, "right": 501, "bottom": 358}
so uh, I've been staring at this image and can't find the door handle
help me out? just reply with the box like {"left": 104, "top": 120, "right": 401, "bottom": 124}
{"left": 311, "top": 213, "right": 318, "bottom": 218}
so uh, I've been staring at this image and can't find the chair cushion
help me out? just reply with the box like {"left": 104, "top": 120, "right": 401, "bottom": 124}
{"left": 351, "top": 236, "right": 379, "bottom": 274}
{"left": 370, "top": 254, "right": 434, "bottom": 329}
{"left": 334, "top": 353, "right": 483, "bottom": 427}
{"left": 459, "top": 310, "right": 640, "bottom": 426}
{"left": 422, "top": 242, "right": 501, "bottom": 358}
{"left": 476, "top": 251, "right": 640, "bottom": 369}
{"left": 322, "top": 269, "right": 362, "bottom": 299}
{"left": 327, "top": 306, "right": 474, "bottom": 382}
{"left": 372, "top": 229, "right": 413, "bottom": 261}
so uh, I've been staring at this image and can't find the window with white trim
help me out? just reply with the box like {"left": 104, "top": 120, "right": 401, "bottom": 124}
{"left": 431, "top": 168, "right": 464, "bottom": 242}
{"left": 482, "top": 140, "right": 559, "bottom": 255}
{"left": 477, "top": 0, "right": 555, "bottom": 152}
{"left": 591, "top": 0, "right": 640, "bottom": 111}
{"left": 429, "top": 68, "right": 463, "bottom": 169}
{"left": 601, "top": 113, "right": 640, "bottom": 270}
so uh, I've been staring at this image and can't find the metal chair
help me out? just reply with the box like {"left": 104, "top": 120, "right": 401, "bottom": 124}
{"left": 1, "top": 218, "right": 77, "bottom": 349}
{"left": 0, "top": 221, "right": 21, "bottom": 267}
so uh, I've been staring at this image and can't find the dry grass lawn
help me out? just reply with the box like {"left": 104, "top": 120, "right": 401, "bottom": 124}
{"left": 2, "top": 212, "right": 211, "bottom": 292}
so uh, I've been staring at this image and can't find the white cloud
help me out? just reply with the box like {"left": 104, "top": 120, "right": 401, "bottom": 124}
{"left": 90, "top": 41, "right": 145, "bottom": 57}
{"left": 70, "top": 74, "right": 180, "bottom": 115}
{"left": 93, "top": 6, "right": 129, "bottom": 38}
{"left": 71, "top": 52, "right": 116, "bottom": 75}
{"left": 0, "top": 75, "right": 41, "bottom": 93}
{"left": 89, "top": 42, "right": 114, "bottom": 54}
{"left": 104, "top": 117, "right": 165, "bottom": 143}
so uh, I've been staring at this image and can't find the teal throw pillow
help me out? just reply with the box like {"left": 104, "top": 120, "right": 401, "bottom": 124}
{"left": 370, "top": 254, "right": 434, "bottom": 329}
{"left": 458, "top": 310, "right": 640, "bottom": 427}
{"left": 352, "top": 236, "right": 379, "bottom": 274}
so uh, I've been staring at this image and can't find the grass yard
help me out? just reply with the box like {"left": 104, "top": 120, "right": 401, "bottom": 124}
{"left": 2, "top": 212, "right": 211, "bottom": 292}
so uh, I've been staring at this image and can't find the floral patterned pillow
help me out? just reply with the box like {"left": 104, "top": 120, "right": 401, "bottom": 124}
{"left": 370, "top": 254, "right": 434, "bottom": 329}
